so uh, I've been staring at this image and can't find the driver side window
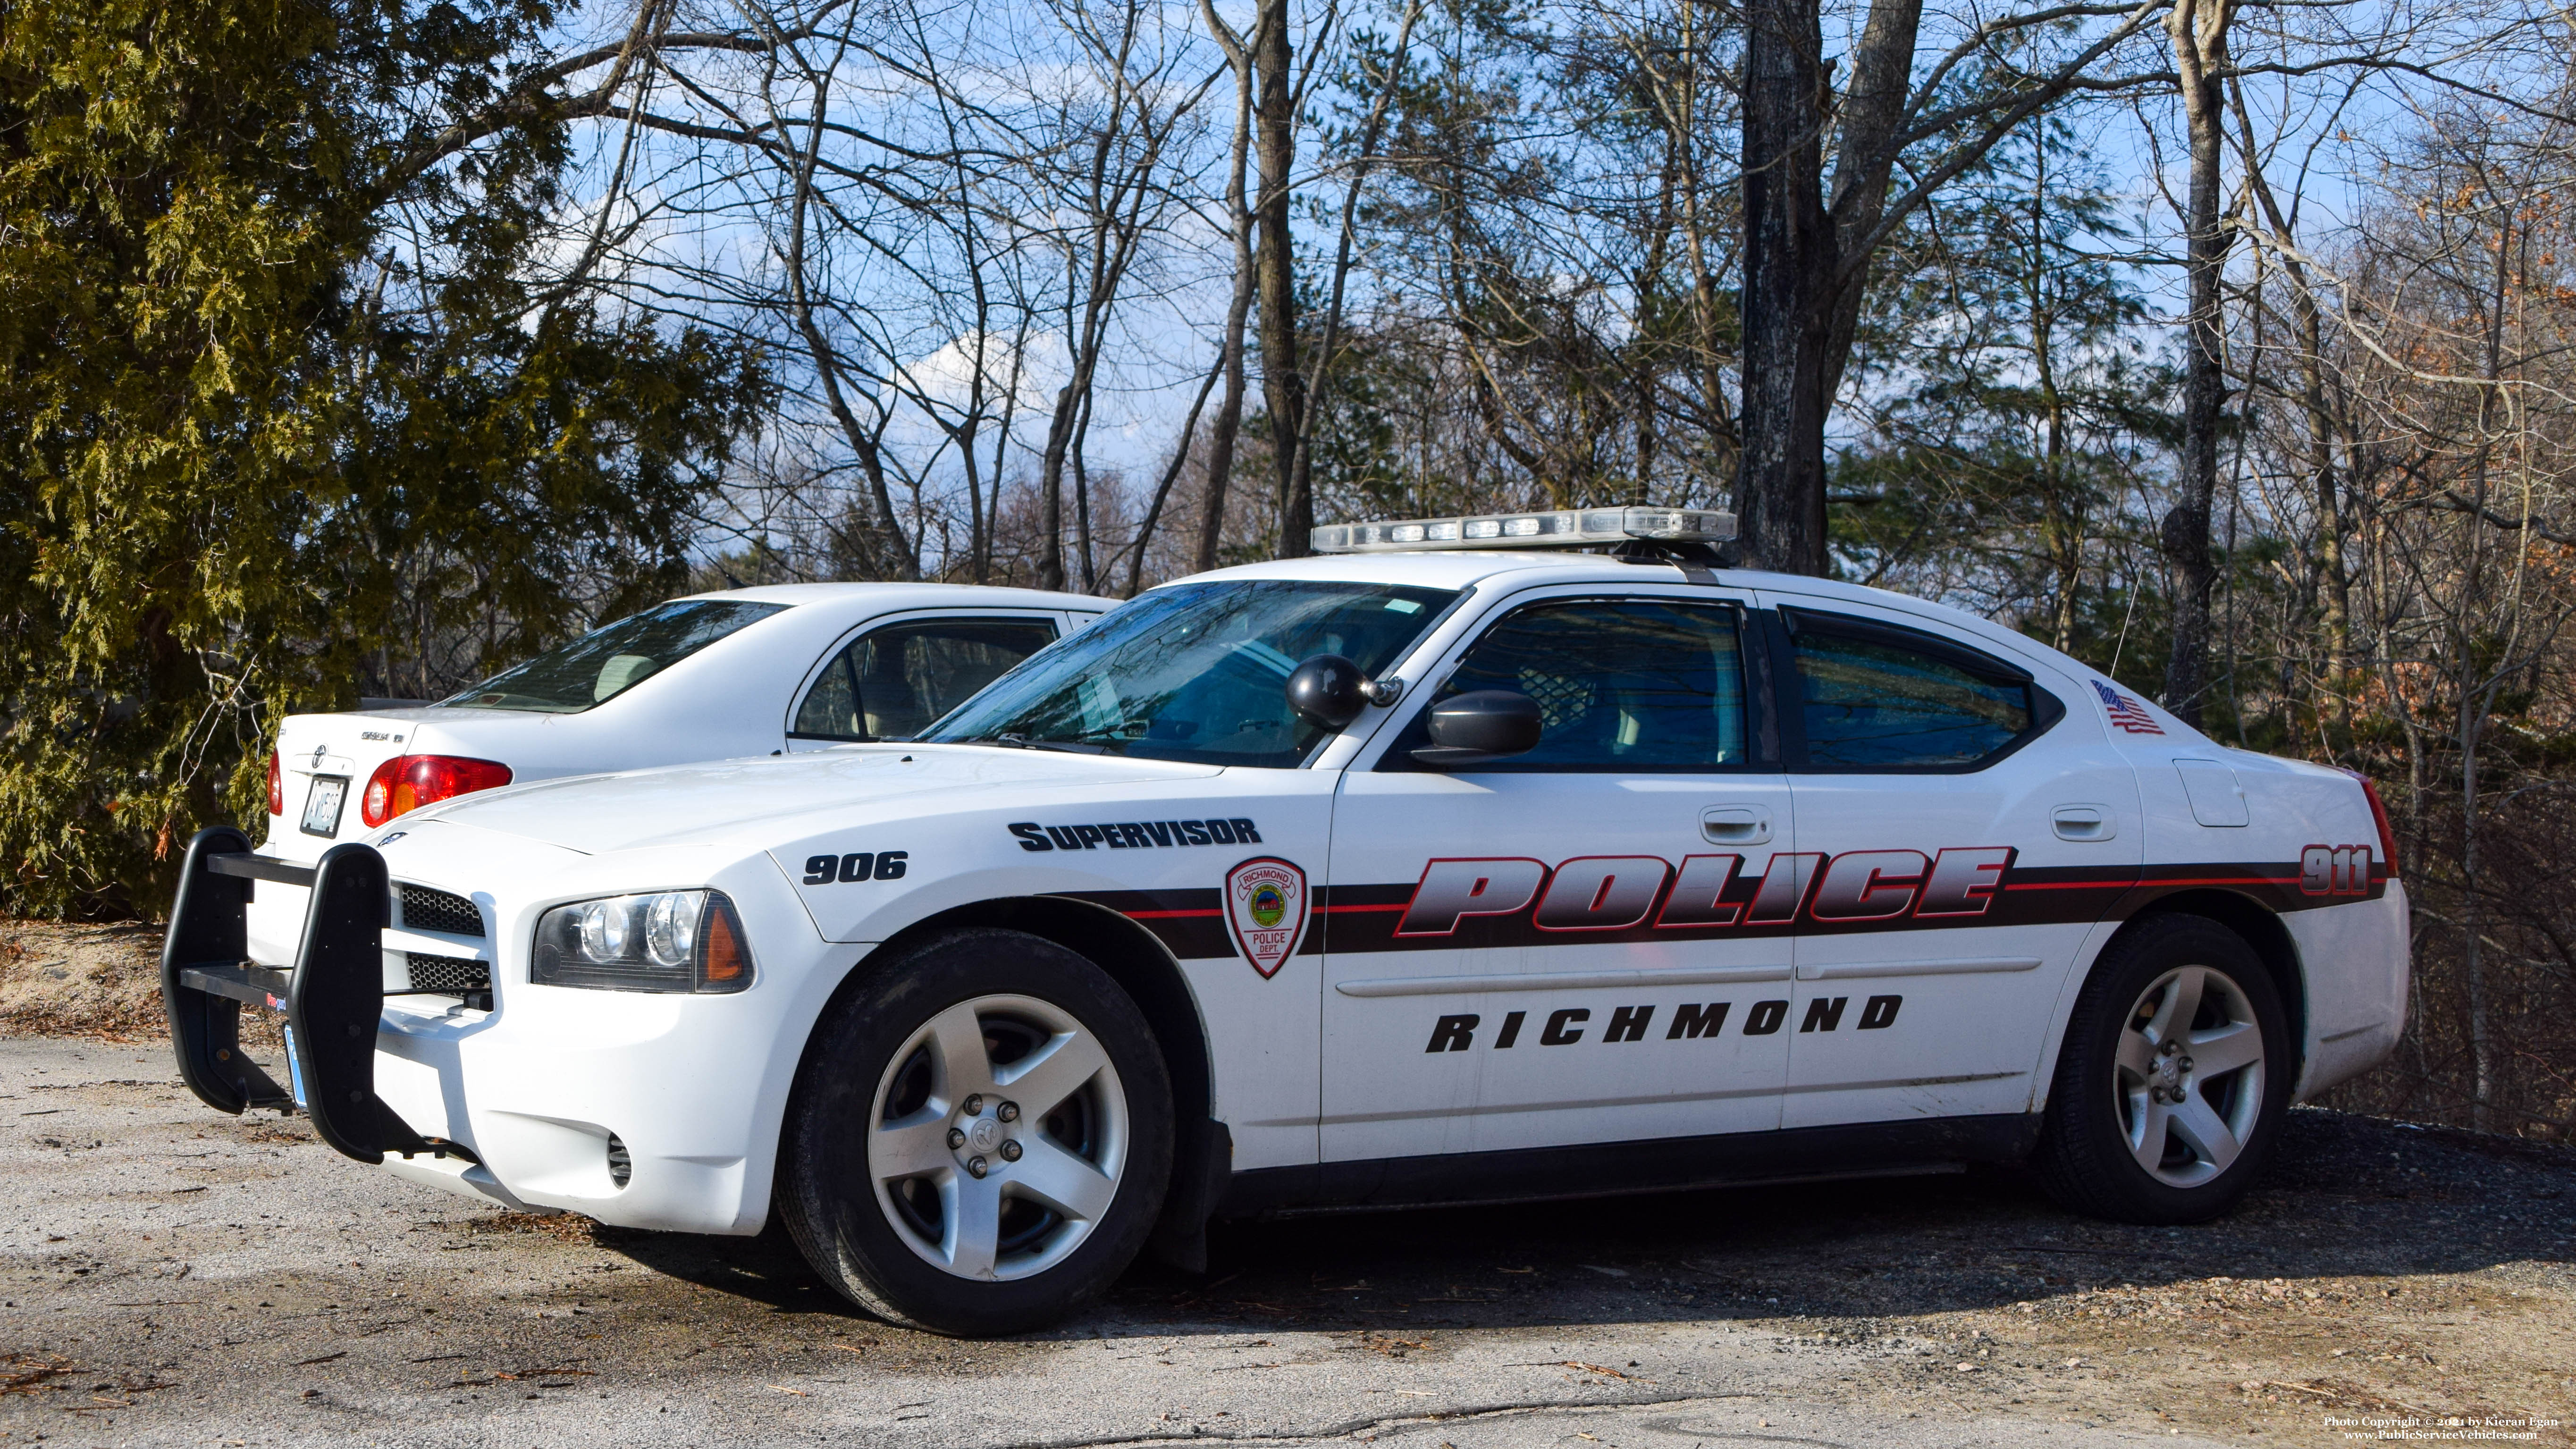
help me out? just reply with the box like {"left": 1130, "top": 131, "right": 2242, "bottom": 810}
{"left": 1397, "top": 597, "right": 1750, "bottom": 771}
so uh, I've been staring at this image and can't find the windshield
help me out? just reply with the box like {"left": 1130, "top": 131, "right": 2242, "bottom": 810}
{"left": 921, "top": 580, "right": 1456, "bottom": 767}
{"left": 440, "top": 599, "right": 788, "bottom": 713}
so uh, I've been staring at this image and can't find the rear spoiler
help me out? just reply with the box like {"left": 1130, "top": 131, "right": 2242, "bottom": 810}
{"left": 159, "top": 827, "right": 474, "bottom": 1165}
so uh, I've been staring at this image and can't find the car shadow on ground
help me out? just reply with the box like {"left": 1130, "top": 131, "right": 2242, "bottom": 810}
{"left": 589, "top": 1108, "right": 2576, "bottom": 1339}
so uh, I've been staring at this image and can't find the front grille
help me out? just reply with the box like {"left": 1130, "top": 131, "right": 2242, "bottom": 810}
{"left": 405, "top": 952, "right": 491, "bottom": 994}
{"left": 398, "top": 884, "right": 484, "bottom": 938}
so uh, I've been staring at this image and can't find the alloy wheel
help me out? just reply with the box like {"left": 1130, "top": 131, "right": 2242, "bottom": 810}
{"left": 866, "top": 993, "right": 1128, "bottom": 1281}
{"left": 2113, "top": 964, "right": 2267, "bottom": 1188}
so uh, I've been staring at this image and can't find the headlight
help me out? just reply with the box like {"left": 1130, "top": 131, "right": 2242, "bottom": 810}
{"left": 532, "top": 890, "right": 754, "bottom": 994}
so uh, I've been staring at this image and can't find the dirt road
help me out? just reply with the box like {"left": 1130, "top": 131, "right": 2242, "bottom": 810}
{"left": 3, "top": 1035, "right": 2571, "bottom": 1448}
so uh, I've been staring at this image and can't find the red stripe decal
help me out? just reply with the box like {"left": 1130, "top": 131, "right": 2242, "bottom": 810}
{"left": 2009, "top": 874, "right": 2301, "bottom": 893}
{"left": 1124, "top": 908, "right": 1222, "bottom": 920}
{"left": 1320, "top": 903, "right": 1409, "bottom": 914}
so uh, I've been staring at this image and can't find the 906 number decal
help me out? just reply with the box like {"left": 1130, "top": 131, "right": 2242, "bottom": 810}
{"left": 803, "top": 850, "right": 909, "bottom": 885}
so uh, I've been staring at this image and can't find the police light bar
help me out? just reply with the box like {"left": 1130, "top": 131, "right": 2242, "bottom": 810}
{"left": 1312, "top": 506, "right": 1737, "bottom": 553}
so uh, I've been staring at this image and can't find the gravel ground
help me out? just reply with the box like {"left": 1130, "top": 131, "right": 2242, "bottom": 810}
{"left": 2, "top": 1033, "right": 2571, "bottom": 1449}
{"left": 0, "top": 922, "right": 168, "bottom": 1042}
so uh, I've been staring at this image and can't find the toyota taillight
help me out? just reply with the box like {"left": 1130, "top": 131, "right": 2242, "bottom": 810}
{"left": 361, "top": 755, "right": 514, "bottom": 827}
{"left": 266, "top": 750, "right": 284, "bottom": 817}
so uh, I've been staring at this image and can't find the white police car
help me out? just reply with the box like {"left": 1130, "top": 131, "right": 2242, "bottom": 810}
{"left": 160, "top": 509, "right": 2408, "bottom": 1337}
{"left": 249, "top": 582, "right": 1105, "bottom": 970}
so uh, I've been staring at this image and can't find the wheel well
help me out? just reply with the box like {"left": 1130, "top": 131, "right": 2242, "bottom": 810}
{"left": 2120, "top": 890, "right": 2307, "bottom": 1070}
{"left": 867, "top": 896, "right": 1215, "bottom": 1131}
{"left": 816, "top": 894, "right": 1222, "bottom": 1262}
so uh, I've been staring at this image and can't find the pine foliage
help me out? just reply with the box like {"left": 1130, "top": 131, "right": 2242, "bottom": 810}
{"left": 0, "top": 0, "right": 767, "bottom": 915}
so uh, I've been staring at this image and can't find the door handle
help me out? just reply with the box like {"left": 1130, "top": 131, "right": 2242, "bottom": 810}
{"left": 2053, "top": 805, "right": 2117, "bottom": 842}
{"left": 1701, "top": 806, "right": 1773, "bottom": 845}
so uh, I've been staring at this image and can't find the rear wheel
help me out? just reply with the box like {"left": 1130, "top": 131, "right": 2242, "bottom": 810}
{"left": 2037, "top": 914, "right": 2291, "bottom": 1224}
{"left": 778, "top": 928, "right": 1172, "bottom": 1335}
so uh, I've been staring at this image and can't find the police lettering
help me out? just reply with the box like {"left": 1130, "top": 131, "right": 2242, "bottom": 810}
{"left": 1398, "top": 848, "right": 2014, "bottom": 927}
{"left": 1009, "top": 818, "right": 1262, "bottom": 852}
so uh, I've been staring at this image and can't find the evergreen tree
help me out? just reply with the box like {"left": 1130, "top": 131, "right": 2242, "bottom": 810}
{"left": 1833, "top": 112, "right": 2170, "bottom": 674}
{"left": 0, "top": 0, "right": 767, "bottom": 914}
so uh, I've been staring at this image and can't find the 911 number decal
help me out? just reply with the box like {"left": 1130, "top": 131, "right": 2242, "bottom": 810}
{"left": 2298, "top": 843, "right": 2373, "bottom": 896}
{"left": 803, "top": 850, "right": 909, "bottom": 885}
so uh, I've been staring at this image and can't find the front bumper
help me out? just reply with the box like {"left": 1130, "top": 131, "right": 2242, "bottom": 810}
{"left": 160, "top": 828, "right": 467, "bottom": 1164}
{"left": 161, "top": 827, "right": 843, "bottom": 1236}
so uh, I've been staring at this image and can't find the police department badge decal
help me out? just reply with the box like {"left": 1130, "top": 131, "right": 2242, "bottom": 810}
{"left": 1223, "top": 857, "right": 1308, "bottom": 978}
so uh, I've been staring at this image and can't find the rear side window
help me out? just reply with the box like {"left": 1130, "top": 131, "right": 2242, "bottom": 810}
{"left": 442, "top": 600, "right": 786, "bottom": 714}
{"left": 793, "top": 618, "right": 1059, "bottom": 742}
{"left": 1788, "top": 610, "right": 2051, "bottom": 769}
{"left": 1392, "top": 597, "right": 1750, "bottom": 771}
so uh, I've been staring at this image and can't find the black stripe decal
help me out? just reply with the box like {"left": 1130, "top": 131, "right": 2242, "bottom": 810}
{"left": 1058, "top": 861, "right": 2385, "bottom": 963}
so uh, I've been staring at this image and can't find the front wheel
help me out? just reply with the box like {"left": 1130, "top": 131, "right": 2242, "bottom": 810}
{"left": 778, "top": 928, "right": 1173, "bottom": 1336}
{"left": 2037, "top": 914, "right": 2291, "bottom": 1224}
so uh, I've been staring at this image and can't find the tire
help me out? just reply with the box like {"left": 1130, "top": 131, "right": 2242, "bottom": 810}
{"left": 776, "top": 928, "right": 1173, "bottom": 1336}
{"left": 2036, "top": 913, "right": 2292, "bottom": 1224}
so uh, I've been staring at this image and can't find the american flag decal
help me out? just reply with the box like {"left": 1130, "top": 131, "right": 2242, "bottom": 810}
{"left": 2093, "top": 680, "right": 2165, "bottom": 734}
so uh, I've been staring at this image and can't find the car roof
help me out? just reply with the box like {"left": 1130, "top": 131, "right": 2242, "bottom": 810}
{"left": 1182, "top": 551, "right": 1994, "bottom": 631}
{"left": 673, "top": 581, "right": 1111, "bottom": 610}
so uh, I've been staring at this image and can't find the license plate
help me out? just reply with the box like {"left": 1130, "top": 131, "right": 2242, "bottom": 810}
{"left": 301, "top": 775, "right": 348, "bottom": 836}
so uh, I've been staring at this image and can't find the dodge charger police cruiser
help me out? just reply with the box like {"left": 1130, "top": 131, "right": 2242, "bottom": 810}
{"left": 158, "top": 507, "right": 2408, "bottom": 1337}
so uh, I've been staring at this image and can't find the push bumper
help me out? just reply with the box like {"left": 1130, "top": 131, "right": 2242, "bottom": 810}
{"left": 160, "top": 826, "right": 473, "bottom": 1164}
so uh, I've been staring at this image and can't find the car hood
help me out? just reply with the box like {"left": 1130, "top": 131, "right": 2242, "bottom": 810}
{"left": 411, "top": 745, "right": 1224, "bottom": 856}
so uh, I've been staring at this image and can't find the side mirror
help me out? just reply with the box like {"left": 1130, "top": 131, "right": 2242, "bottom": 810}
{"left": 1412, "top": 690, "right": 1543, "bottom": 767}
{"left": 1286, "top": 654, "right": 1368, "bottom": 729}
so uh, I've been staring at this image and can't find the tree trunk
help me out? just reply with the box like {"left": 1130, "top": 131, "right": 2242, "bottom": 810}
{"left": 1634, "top": 143, "right": 1678, "bottom": 505}
{"left": 1736, "top": 0, "right": 1832, "bottom": 574}
{"left": 1817, "top": 0, "right": 1926, "bottom": 405}
{"left": 988, "top": 317, "right": 1030, "bottom": 584}
{"left": 1197, "top": 47, "right": 1257, "bottom": 574}
{"left": 2459, "top": 194, "right": 2516, "bottom": 1134}
{"left": 2461, "top": 687, "right": 2493, "bottom": 1132}
{"left": 2222, "top": 103, "right": 2354, "bottom": 741}
{"left": 1286, "top": 0, "right": 1420, "bottom": 526}
{"left": 1039, "top": 376, "right": 1071, "bottom": 591}
{"left": 2160, "top": 0, "right": 2231, "bottom": 726}
{"left": 1128, "top": 346, "right": 1229, "bottom": 593}
{"left": 1072, "top": 381, "right": 1099, "bottom": 592}
{"left": 1737, "top": 0, "right": 1985, "bottom": 570}
{"left": 1251, "top": 0, "right": 1309, "bottom": 557}
{"left": 2311, "top": 320, "right": 2350, "bottom": 726}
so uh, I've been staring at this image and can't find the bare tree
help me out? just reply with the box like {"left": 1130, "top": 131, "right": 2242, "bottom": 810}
{"left": 1734, "top": 0, "right": 2168, "bottom": 573}
{"left": 1200, "top": 0, "right": 1347, "bottom": 558}
{"left": 2158, "top": 0, "right": 2232, "bottom": 724}
{"left": 1195, "top": 48, "right": 1259, "bottom": 573}
{"left": 1029, "top": 0, "right": 1218, "bottom": 590}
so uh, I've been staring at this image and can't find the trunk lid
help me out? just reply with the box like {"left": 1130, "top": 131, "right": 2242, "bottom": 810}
{"left": 267, "top": 712, "right": 429, "bottom": 860}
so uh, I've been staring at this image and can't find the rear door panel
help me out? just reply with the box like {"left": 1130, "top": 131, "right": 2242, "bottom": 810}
{"left": 1763, "top": 598, "right": 2143, "bottom": 1129}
